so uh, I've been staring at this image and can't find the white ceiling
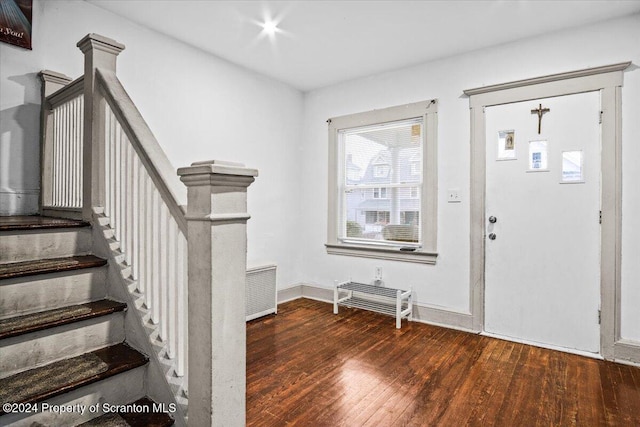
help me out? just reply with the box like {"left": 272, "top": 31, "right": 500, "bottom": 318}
{"left": 86, "top": 0, "right": 640, "bottom": 92}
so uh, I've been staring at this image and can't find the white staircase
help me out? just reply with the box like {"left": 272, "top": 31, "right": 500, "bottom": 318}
{"left": 11, "top": 31, "right": 258, "bottom": 427}
{"left": 0, "top": 216, "right": 175, "bottom": 427}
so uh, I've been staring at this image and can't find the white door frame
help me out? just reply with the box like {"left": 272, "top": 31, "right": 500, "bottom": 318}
{"left": 464, "top": 62, "right": 630, "bottom": 360}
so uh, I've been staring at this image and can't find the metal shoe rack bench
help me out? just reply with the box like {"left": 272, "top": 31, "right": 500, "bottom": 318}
{"left": 333, "top": 281, "right": 413, "bottom": 329}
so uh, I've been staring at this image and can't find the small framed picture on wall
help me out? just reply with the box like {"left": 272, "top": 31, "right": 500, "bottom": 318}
{"left": 528, "top": 139, "right": 548, "bottom": 171}
{"left": 0, "top": 0, "right": 33, "bottom": 50}
{"left": 561, "top": 150, "right": 584, "bottom": 183}
{"left": 497, "top": 130, "right": 516, "bottom": 160}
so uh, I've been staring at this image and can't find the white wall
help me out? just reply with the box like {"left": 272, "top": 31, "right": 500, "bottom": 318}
{"left": 2, "top": 2, "right": 638, "bottom": 342}
{"left": 300, "top": 14, "right": 640, "bottom": 340}
{"left": 0, "top": 11, "right": 41, "bottom": 215}
{"left": 0, "top": 0, "right": 305, "bottom": 285}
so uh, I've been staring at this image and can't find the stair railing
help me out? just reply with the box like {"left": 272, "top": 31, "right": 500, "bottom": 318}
{"left": 101, "top": 63, "right": 188, "bottom": 347}
{"left": 98, "top": 67, "right": 189, "bottom": 383}
{"left": 39, "top": 33, "right": 256, "bottom": 427}
{"left": 39, "top": 72, "right": 84, "bottom": 217}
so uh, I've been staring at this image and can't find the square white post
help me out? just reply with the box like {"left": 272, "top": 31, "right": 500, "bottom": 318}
{"left": 77, "top": 34, "right": 125, "bottom": 220}
{"left": 178, "top": 160, "right": 258, "bottom": 427}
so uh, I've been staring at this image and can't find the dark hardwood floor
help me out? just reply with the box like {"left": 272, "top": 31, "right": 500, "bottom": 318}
{"left": 247, "top": 298, "right": 640, "bottom": 426}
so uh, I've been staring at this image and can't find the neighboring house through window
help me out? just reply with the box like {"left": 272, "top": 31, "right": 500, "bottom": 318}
{"left": 373, "top": 187, "right": 387, "bottom": 199}
{"left": 373, "top": 157, "right": 390, "bottom": 178}
{"left": 326, "top": 100, "right": 438, "bottom": 264}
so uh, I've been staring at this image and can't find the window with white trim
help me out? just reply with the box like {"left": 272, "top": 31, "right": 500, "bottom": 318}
{"left": 373, "top": 187, "right": 387, "bottom": 199}
{"left": 326, "top": 100, "right": 438, "bottom": 264}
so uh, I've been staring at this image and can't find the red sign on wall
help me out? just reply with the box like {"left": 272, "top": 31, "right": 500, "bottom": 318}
{"left": 0, "top": 0, "right": 33, "bottom": 50}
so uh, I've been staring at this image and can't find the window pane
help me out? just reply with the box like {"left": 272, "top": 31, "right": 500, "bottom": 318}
{"left": 341, "top": 119, "right": 422, "bottom": 244}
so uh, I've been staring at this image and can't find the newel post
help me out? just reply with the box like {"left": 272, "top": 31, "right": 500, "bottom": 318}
{"left": 77, "top": 34, "right": 125, "bottom": 220}
{"left": 178, "top": 160, "right": 258, "bottom": 427}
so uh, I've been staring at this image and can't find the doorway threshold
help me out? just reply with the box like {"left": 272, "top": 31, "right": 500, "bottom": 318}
{"left": 481, "top": 331, "right": 603, "bottom": 360}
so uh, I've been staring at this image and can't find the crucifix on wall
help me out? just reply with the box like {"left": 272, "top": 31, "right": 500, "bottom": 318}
{"left": 531, "top": 103, "right": 550, "bottom": 134}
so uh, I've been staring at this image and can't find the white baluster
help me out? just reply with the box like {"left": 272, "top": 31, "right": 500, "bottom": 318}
{"left": 52, "top": 108, "right": 59, "bottom": 207}
{"left": 167, "top": 219, "right": 176, "bottom": 359}
{"left": 119, "top": 125, "right": 127, "bottom": 247}
{"left": 71, "top": 100, "right": 77, "bottom": 207}
{"left": 145, "top": 175, "right": 153, "bottom": 309}
{"left": 72, "top": 99, "right": 77, "bottom": 208}
{"left": 126, "top": 141, "right": 133, "bottom": 267}
{"left": 131, "top": 155, "right": 140, "bottom": 280}
{"left": 77, "top": 96, "right": 84, "bottom": 208}
{"left": 128, "top": 140, "right": 135, "bottom": 268}
{"left": 109, "top": 108, "right": 117, "bottom": 221}
{"left": 69, "top": 101, "right": 75, "bottom": 207}
{"left": 72, "top": 98, "right": 78, "bottom": 207}
{"left": 72, "top": 99, "right": 78, "bottom": 207}
{"left": 113, "top": 121, "right": 121, "bottom": 241}
{"left": 61, "top": 103, "right": 68, "bottom": 207}
{"left": 151, "top": 188, "right": 160, "bottom": 325}
{"left": 104, "top": 106, "right": 111, "bottom": 216}
{"left": 64, "top": 102, "right": 71, "bottom": 207}
{"left": 60, "top": 103, "right": 67, "bottom": 206}
{"left": 160, "top": 204, "right": 168, "bottom": 341}
{"left": 177, "top": 231, "right": 186, "bottom": 377}
{"left": 120, "top": 137, "right": 128, "bottom": 258}
{"left": 137, "top": 165, "right": 146, "bottom": 294}
{"left": 183, "top": 233, "right": 189, "bottom": 386}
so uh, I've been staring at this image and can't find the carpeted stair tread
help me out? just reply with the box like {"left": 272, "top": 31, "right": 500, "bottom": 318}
{"left": 0, "top": 299, "right": 127, "bottom": 339}
{"left": 0, "top": 215, "right": 89, "bottom": 231}
{"left": 79, "top": 413, "right": 131, "bottom": 427}
{"left": 0, "top": 343, "right": 148, "bottom": 414}
{"left": 78, "top": 397, "right": 174, "bottom": 426}
{"left": 0, "top": 255, "right": 107, "bottom": 280}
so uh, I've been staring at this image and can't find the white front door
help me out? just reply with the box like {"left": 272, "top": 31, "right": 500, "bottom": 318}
{"left": 484, "top": 91, "right": 601, "bottom": 354}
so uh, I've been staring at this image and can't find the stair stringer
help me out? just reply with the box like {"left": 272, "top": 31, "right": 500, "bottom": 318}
{"left": 90, "top": 208, "right": 188, "bottom": 426}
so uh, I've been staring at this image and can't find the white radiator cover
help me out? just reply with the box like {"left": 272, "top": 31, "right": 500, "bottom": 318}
{"left": 246, "top": 264, "right": 277, "bottom": 321}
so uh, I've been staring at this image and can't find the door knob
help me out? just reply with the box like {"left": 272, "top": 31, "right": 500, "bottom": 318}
{"left": 489, "top": 216, "right": 497, "bottom": 223}
{"left": 488, "top": 233, "right": 497, "bottom": 240}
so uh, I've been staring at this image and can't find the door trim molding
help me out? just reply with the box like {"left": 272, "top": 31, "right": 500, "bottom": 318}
{"left": 463, "top": 62, "right": 630, "bottom": 97}
{"left": 465, "top": 62, "right": 630, "bottom": 360}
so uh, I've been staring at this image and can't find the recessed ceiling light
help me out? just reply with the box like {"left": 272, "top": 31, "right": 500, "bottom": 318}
{"left": 261, "top": 20, "right": 278, "bottom": 36}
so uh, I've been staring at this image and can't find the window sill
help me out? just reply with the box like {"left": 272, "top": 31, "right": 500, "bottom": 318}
{"left": 325, "top": 243, "right": 437, "bottom": 264}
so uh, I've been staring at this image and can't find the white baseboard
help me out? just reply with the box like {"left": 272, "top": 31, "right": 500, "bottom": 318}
{"left": 614, "top": 339, "right": 640, "bottom": 366}
{"left": 481, "top": 331, "right": 604, "bottom": 360}
{"left": 277, "top": 284, "right": 305, "bottom": 303}
{"left": 0, "top": 191, "right": 39, "bottom": 216}
{"left": 278, "top": 284, "right": 333, "bottom": 304}
{"left": 412, "top": 304, "right": 475, "bottom": 333}
{"left": 278, "top": 283, "right": 474, "bottom": 333}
